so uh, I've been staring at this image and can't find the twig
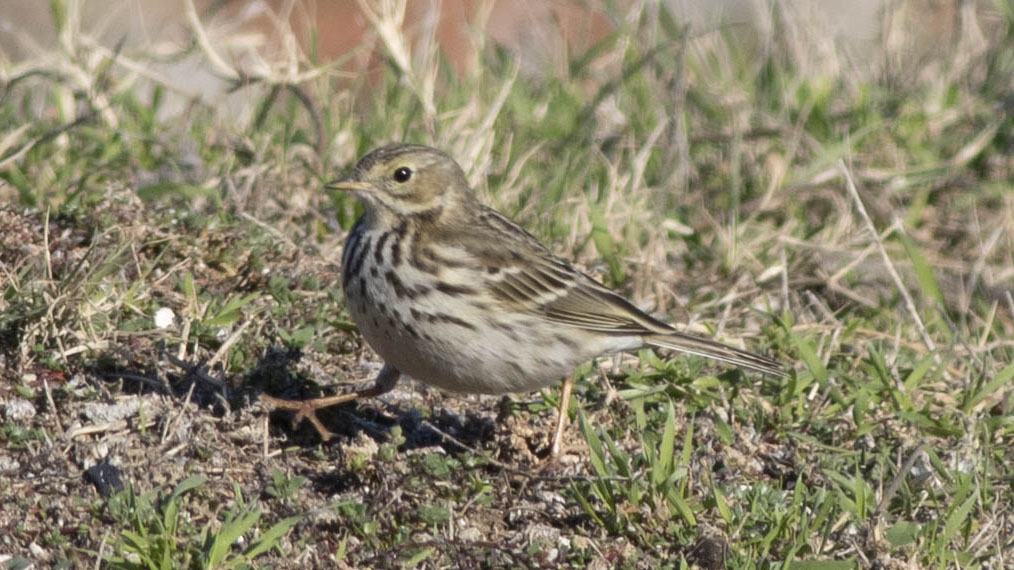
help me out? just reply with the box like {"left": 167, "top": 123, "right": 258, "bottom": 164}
{"left": 42, "top": 378, "right": 65, "bottom": 440}
{"left": 240, "top": 212, "right": 298, "bottom": 249}
{"left": 0, "top": 112, "right": 94, "bottom": 170}
{"left": 93, "top": 529, "right": 110, "bottom": 570}
{"left": 963, "top": 225, "right": 1003, "bottom": 314}
{"left": 162, "top": 380, "right": 198, "bottom": 444}
{"left": 183, "top": 0, "right": 239, "bottom": 80}
{"left": 418, "top": 416, "right": 631, "bottom": 483}
{"left": 43, "top": 208, "right": 53, "bottom": 282}
{"left": 418, "top": 418, "right": 515, "bottom": 473}
{"left": 207, "top": 317, "right": 252, "bottom": 372}
{"left": 67, "top": 419, "right": 155, "bottom": 439}
{"left": 163, "top": 349, "right": 226, "bottom": 391}
{"left": 875, "top": 441, "right": 928, "bottom": 516}
{"left": 285, "top": 83, "right": 325, "bottom": 159}
{"left": 103, "top": 371, "right": 167, "bottom": 393}
{"left": 838, "top": 161, "right": 937, "bottom": 355}
{"left": 1006, "top": 291, "right": 1014, "bottom": 330}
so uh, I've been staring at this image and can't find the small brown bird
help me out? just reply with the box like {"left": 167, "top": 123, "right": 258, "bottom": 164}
{"left": 261, "top": 144, "right": 784, "bottom": 456}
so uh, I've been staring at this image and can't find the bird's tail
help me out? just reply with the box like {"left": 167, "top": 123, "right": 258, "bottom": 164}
{"left": 644, "top": 332, "right": 785, "bottom": 377}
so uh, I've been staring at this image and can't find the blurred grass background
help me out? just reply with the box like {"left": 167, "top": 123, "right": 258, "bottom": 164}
{"left": 1, "top": 0, "right": 1013, "bottom": 568}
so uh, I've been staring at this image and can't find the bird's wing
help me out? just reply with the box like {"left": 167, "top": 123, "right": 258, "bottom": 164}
{"left": 461, "top": 206, "right": 672, "bottom": 336}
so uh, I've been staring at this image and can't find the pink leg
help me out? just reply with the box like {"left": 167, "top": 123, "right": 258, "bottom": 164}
{"left": 260, "top": 363, "right": 400, "bottom": 440}
{"left": 549, "top": 376, "right": 574, "bottom": 458}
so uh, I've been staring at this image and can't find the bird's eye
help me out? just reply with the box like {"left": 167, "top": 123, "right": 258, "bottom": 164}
{"left": 393, "top": 167, "right": 412, "bottom": 183}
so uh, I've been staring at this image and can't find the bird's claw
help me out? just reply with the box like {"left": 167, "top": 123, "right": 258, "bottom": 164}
{"left": 260, "top": 394, "right": 336, "bottom": 441}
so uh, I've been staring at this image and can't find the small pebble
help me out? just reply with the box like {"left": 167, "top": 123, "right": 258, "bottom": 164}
{"left": 154, "top": 307, "right": 175, "bottom": 329}
{"left": 3, "top": 398, "right": 37, "bottom": 421}
{"left": 82, "top": 399, "right": 139, "bottom": 423}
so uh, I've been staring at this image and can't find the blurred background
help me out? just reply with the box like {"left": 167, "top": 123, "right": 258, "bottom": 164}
{"left": 1, "top": 0, "right": 991, "bottom": 108}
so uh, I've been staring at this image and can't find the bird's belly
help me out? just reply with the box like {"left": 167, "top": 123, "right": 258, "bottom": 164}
{"left": 352, "top": 303, "right": 573, "bottom": 394}
{"left": 345, "top": 261, "right": 636, "bottom": 394}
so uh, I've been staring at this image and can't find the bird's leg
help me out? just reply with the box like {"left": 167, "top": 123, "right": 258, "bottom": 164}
{"left": 549, "top": 376, "right": 574, "bottom": 458}
{"left": 260, "top": 363, "right": 401, "bottom": 441}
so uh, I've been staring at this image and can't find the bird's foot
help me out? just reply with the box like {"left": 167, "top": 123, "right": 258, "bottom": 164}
{"left": 259, "top": 394, "right": 337, "bottom": 441}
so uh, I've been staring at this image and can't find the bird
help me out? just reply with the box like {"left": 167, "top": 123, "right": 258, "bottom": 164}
{"left": 260, "top": 143, "right": 785, "bottom": 457}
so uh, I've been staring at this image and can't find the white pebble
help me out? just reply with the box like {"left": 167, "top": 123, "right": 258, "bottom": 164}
{"left": 154, "top": 307, "right": 175, "bottom": 329}
{"left": 4, "top": 398, "right": 37, "bottom": 421}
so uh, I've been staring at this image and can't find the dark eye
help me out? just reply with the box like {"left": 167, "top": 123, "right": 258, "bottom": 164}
{"left": 393, "top": 167, "right": 412, "bottom": 183}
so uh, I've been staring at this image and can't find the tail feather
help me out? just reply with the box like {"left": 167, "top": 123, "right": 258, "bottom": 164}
{"left": 645, "top": 332, "right": 786, "bottom": 377}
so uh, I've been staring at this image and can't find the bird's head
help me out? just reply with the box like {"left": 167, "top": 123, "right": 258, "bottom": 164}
{"left": 329, "top": 144, "right": 472, "bottom": 223}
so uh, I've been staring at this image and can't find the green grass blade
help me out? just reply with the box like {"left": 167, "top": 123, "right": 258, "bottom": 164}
{"left": 206, "top": 506, "right": 261, "bottom": 567}
{"left": 961, "top": 362, "right": 1014, "bottom": 413}
{"left": 244, "top": 515, "right": 302, "bottom": 559}
{"left": 653, "top": 400, "right": 677, "bottom": 487}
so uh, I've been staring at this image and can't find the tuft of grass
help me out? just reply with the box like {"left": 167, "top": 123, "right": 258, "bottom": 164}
{"left": 101, "top": 475, "right": 302, "bottom": 570}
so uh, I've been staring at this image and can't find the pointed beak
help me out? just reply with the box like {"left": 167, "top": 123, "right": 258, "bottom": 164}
{"left": 325, "top": 179, "right": 372, "bottom": 193}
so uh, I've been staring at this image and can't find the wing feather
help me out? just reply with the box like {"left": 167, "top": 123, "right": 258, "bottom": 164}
{"left": 446, "top": 205, "right": 669, "bottom": 334}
